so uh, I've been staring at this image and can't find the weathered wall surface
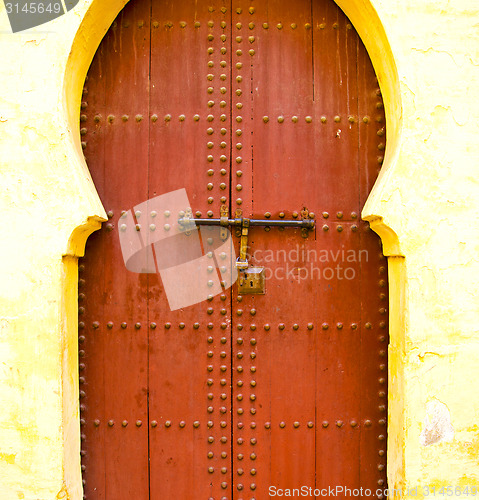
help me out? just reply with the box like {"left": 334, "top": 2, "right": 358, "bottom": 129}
{"left": 0, "top": 0, "right": 477, "bottom": 498}
{"left": 360, "top": 0, "right": 479, "bottom": 494}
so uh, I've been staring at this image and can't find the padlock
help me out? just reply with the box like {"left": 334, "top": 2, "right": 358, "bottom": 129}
{"left": 238, "top": 267, "right": 265, "bottom": 294}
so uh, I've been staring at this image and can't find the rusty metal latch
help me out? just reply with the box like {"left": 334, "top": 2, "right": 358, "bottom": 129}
{"left": 178, "top": 212, "right": 315, "bottom": 233}
{"left": 178, "top": 206, "right": 315, "bottom": 294}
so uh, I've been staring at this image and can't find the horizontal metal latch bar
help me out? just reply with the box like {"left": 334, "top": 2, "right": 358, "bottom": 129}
{"left": 178, "top": 217, "right": 316, "bottom": 229}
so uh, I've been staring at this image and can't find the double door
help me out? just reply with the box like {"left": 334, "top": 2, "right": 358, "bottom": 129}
{"left": 79, "top": 0, "right": 389, "bottom": 498}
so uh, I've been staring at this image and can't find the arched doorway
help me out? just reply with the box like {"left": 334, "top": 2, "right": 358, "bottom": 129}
{"left": 78, "top": 0, "right": 388, "bottom": 498}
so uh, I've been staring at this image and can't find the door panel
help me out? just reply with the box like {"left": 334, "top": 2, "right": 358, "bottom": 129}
{"left": 79, "top": 0, "right": 388, "bottom": 498}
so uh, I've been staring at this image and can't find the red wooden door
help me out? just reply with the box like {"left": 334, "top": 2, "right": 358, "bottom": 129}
{"left": 79, "top": 1, "right": 388, "bottom": 499}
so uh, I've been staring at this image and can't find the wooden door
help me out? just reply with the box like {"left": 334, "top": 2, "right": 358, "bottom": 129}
{"left": 79, "top": 1, "right": 388, "bottom": 498}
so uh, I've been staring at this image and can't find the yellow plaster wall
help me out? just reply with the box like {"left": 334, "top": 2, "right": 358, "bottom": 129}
{"left": 0, "top": 0, "right": 477, "bottom": 498}
{"left": 359, "top": 0, "right": 479, "bottom": 495}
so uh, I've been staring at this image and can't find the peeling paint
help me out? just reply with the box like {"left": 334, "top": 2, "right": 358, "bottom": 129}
{"left": 420, "top": 399, "right": 455, "bottom": 446}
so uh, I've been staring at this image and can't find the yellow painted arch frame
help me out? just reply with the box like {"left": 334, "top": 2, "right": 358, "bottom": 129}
{"left": 61, "top": 0, "right": 405, "bottom": 497}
